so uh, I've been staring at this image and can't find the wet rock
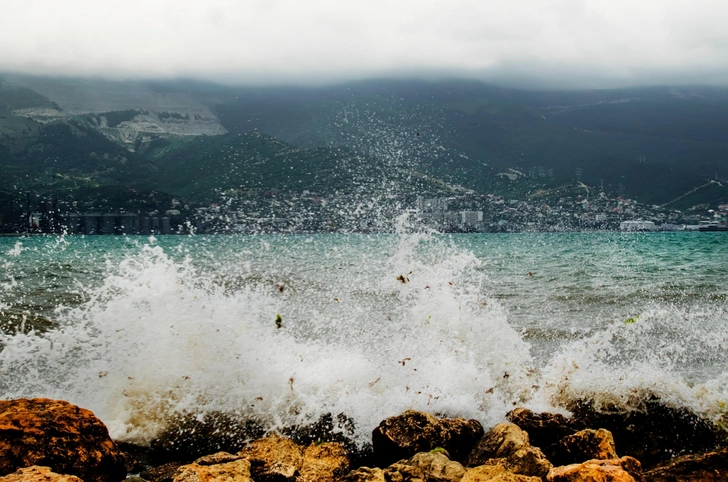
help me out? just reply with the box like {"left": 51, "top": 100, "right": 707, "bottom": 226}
{"left": 465, "top": 423, "right": 530, "bottom": 465}
{"left": 549, "top": 429, "right": 618, "bottom": 466}
{"left": 506, "top": 409, "right": 580, "bottom": 451}
{"left": 0, "top": 398, "right": 127, "bottom": 482}
{"left": 406, "top": 452, "right": 466, "bottom": 482}
{"left": 465, "top": 423, "right": 551, "bottom": 479}
{"left": 0, "top": 466, "right": 83, "bottom": 482}
{"left": 150, "top": 412, "right": 264, "bottom": 462}
{"left": 567, "top": 397, "right": 726, "bottom": 469}
{"left": 460, "top": 464, "right": 541, "bottom": 482}
{"left": 194, "top": 452, "right": 241, "bottom": 466}
{"left": 643, "top": 447, "right": 728, "bottom": 481}
{"left": 298, "top": 442, "right": 350, "bottom": 482}
{"left": 343, "top": 467, "right": 386, "bottom": 482}
{"left": 372, "top": 411, "right": 483, "bottom": 467}
{"left": 503, "top": 446, "right": 552, "bottom": 479}
{"left": 373, "top": 411, "right": 441, "bottom": 467}
{"left": 238, "top": 434, "right": 303, "bottom": 482}
{"left": 547, "top": 457, "right": 645, "bottom": 482}
{"left": 173, "top": 457, "right": 253, "bottom": 482}
{"left": 437, "top": 419, "right": 485, "bottom": 463}
{"left": 141, "top": 462, "right": 184, "bottom": 482}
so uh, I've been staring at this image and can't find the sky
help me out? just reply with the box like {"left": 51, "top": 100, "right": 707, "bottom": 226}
{"left": 2, "top": 0, "right": 728, "bottom": 88}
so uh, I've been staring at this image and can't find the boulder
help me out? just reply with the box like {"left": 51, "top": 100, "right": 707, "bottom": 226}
{"left": 438, "top": 419, "right": 485, "bottom": 463}
{"left": 547, "top": 457, "right": 645, "bottom": 482}
{"left": 298, "top": 442, "right": 350, "bottom": 482}
{"left": 503, "top": 447, "right": 552, "bottom": 479}
{"left": 0, "top": 466, "right": 83, "bottom": 482}
{"left": 406, "top": 452, "right": 466, "bottom": 482}
{"left": 460, "top": 465, "right": 541, "bottom": 482}
{"left": 507, "top": 409, "right": 580, "bottom": 451}
{"left": 643, "top": 447, "right": 728, "bottom": 481}
{"left": 372, "top": 411, "right": 483, "bottom": 466}
{"left": 173, "top": 456, "right": 253, "bottom": 482}
{"left": 0, "top": 398, "right": 126, "bottom": 482}
{"left": 343, "top": 467, "right": 386, "bottom": 482}
{"left": 194, "top": 453, "right": 242, "bottom": 466}
{"left": 567, "top": 398, "right": 726, "bottom": 468}
{"left": 549, "top": 429, "right": 618, "bottom": 466}
{"left": 465, "top": 424, "right": 530, "bottom": 465}
{"left": 141, "top": 462, "right": 184, "bottom": 482}
{"left": 465, "top": 424, "right": 551, "bottom": 479}
{"left": 238, "top": 435, "right": 303, "bottom": 482}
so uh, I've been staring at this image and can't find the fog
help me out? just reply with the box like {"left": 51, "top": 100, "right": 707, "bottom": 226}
{"left": 2, "top": 0, "right": 728, "bottom": 88}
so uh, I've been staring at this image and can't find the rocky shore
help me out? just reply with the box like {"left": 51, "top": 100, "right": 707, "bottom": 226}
{"left": 1, "top": 398, "right": 727, "bottom": 482}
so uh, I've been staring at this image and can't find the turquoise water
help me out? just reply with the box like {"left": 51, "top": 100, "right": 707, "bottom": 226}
{"left": 0, "top": 231, "right": 726, "bottom": 443}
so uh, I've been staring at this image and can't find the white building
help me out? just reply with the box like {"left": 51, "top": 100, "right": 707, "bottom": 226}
{"left": 620, "top": 220, "right": 656, "bottom": 231}
{"left": 460, "top": 210, "right": 483, "bottom": 225}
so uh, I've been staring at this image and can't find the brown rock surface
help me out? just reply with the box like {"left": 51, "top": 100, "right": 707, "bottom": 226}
{"left": 0, "top": 466, "right": 83, "bottom": 482}
{"left": 550, "top": 429, "right": 618, "bottom": 466}
{"left": 465, "top": 423, "right": 530, "bottom": 466}
{"left": 298, "top": 442, "right": 349, "bottom": 482}
{"left": 643, "top": 447, "right": 728, "bottom": 481}
{"left": 547, "top": 457, "right": 645, "bottom": 482}
{"left": 238, "top": 435, "right": 303, "bottom": 482}
{"left": 343, "top": 467, "right": 386, "bottom": 482}
{"left": 372, "top": 411, "right": 482, "bottom": 466}
{"left": 461, "top": 465, "right": 541, "bottom": 482}
{"left": 465, "top": 423, "right": 551, "bottom": 479}
{"left": 406, "top": 452, "right": 466, "bottom": 482}
{"left": 173, "top": 458, "right": 253, "bottom": 482}
{"left": 504, "top": 446, "right": 553, "bottom": 479}
{"left": 506, "top": 409, "right": 580, "bottom": 451}
{"left": 0, "top": 398, "right": 126, "bottom": 482}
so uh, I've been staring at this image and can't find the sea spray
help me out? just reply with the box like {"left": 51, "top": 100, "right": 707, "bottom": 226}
{"left": 0, "top": 231, "right": 726, "bottom": 448}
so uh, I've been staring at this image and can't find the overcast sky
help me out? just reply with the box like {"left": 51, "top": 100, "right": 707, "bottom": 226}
{"left": 2, "top": 0, "right": 728, "bottom": 88}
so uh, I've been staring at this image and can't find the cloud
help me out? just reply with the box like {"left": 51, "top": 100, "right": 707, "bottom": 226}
{"left": 1, "top": 0, "right": 728, "bottom": 88}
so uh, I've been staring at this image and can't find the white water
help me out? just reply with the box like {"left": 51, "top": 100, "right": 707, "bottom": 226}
{"left": 1, "top": 231, "right": 727, "bottom": 445}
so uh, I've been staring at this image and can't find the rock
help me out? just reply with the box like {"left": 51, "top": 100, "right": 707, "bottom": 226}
{"left": 465, "top": 423, "right": 530, "bottom": 465}
{"left": 461, "top": 465, "right": 541, "bottom": 482}
{"left": 507, "top": 409, "right": 580, "bottom": 451}
{"left": 173, "top": 458, "right": 253, "bottom": 482}
{"left": 0, "top": 466, "right": 83, "bottom": 482}
{"left": 438, "top": 419, "right": 485, "bottom": 463}
{"left": 504, "top": 446, "right": 553, "bottom": 479}
{"left": 549, "top": 429, "right": 618, "bottom": 466}
{"left": 142, "top": 463, "right": 184, "bottom": 482}
{"left": 298, "top": 442, "right": 350, "bottom": 482}
{"left": 383, "top": 461, "right": 426, "bottom": 482}
{"left": 547, "top": 457, "right": 645, "bottom": 482}
{"left": 372, "top": 411, "right": 483, "bottom": 467}
{"left": 194, "top": 452, "right": 242, "bottom": 466}
{"left": 465, "top": 423, "right": 552, "bottom": 479}
{"left": 0, "top": 398, "right": 127, "bottom": 482}
{"left": 567, "top": 397, "right": 726, "bottom": 469}
{"left": 372, "top": 411, "right": 442, "bottom": 467}
{"left": 643, "top": 447, "right": 728, "bottom": 481}
{"left": 343, "top": 467, "right": 386, "bottom": 482}
{"left": 238, "top": 435, "right": 303, "bottom": 482}
{"left": 406, "top": 452, "right": 466, "bottom": 482}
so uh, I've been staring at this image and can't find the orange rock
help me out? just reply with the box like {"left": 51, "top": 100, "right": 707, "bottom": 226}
{"left": 298, "top": 442, "right": 349, "bottom": 482}
{"left": 0, "top": 466, "right": 83, "bottom": 482}
{"left": 173, "top": 457, "right": 253, "bottom": 482}
{"left": 547, "top": 457, "right": 645, "bottom": 482}
{"left": 0, "top": 398, "right": 126, "bottom": 482}
{"left": 461, "top": 464, "right": 541, "bottom": 482}
{"left": 238, "top": 435, "right": 303, "bottom": 482}
{"left": 550, "top": 429, "right": 618, "bottom": 466}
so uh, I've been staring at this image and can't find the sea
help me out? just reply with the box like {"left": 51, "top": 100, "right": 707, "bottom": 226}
{"left": 0, "top": 228, "right": 727, "bottom": 446}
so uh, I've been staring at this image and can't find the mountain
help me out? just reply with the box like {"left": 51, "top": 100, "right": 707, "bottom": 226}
{"left": 1, "top": 75, "right": 727, "bottom": 220}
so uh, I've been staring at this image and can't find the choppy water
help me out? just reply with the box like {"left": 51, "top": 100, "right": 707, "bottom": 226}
{"left": 0, "top": 229, "right": 727, "bottom": 444}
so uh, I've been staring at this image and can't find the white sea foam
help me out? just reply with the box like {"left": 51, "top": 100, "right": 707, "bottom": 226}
{"left": 0, "top": 232, "right": 726, "bottom": 445}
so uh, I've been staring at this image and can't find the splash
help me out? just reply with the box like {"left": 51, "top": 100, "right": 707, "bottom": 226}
{"left": 0, "top": 232, "right": 726, "bottom": 446}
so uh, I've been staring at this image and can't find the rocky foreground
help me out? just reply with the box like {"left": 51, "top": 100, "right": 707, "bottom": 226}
{"left": 1, "top": 399, "right": 728, "bottom": 482}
